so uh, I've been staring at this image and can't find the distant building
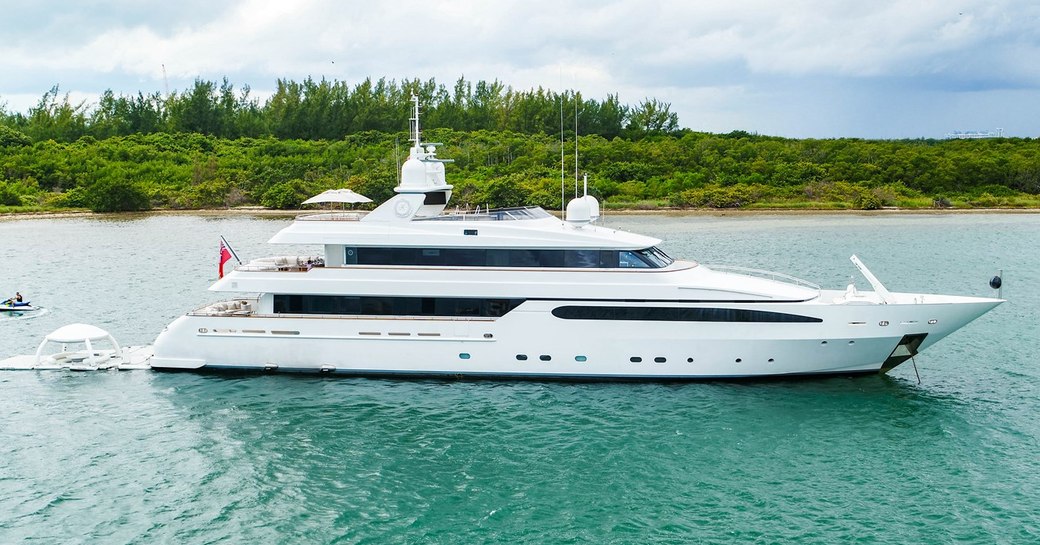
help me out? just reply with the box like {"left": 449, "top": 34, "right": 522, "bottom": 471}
{"left": 944, "top": 128, "right": 1004, "bottom": 139}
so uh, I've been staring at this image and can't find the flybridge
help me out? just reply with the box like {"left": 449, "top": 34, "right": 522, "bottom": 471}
{"left": 359, "top": 93, "right": 602, "bottom": 227}
{"left": 360, "top": 95, "right": 456, "bottom": 222}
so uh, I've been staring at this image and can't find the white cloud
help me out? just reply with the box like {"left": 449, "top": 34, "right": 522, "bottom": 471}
{"left": 1, "top": 0, "right": 1039, "bottom": 137}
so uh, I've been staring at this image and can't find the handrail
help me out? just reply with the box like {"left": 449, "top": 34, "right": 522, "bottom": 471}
{"left": 235, "top": 255, "right": 324, "bottom": 272}
{"left": 707, "top": 264, "right": 821, "bottom": 291}
{"left": 296, "top": 212, "right": 365, "bottom": 221}
{"left": 420, "top": 206, "right": 551, "bottom": 222}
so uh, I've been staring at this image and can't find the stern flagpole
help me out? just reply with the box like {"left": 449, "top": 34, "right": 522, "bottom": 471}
{"left": 219, "top": 235, "right": 242, "bottom": 279}
{"left": 220, "top": 235, "right": 242, "bottom": 264}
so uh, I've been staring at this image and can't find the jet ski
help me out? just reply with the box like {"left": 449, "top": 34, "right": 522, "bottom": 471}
{"left": 0, "top": 301, "right": 38, "bottom": 312}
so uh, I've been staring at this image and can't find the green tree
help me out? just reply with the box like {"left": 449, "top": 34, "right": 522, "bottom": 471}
{"left": 261, "top": 179, "right": 308, "bottom": 209}
{"left": 0, "top": 125, "right": 31, "bottom": 147}
{"left": 626, "top": 98, "right": 679, "bottom": 136}
{"left": 86, "top": 178, "right": 151, "bottom": 212}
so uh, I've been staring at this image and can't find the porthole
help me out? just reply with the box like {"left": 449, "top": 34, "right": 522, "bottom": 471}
{"left": 735, "top": 358, "right": 742, "bottom": 363}
{"left": 654, "top": 357, "right": 666, "bottom": 363}
{"left": 483, "top": 333, "right": 493, "bottom": 339}
{"left": 821, "top": 340, "right": 828, "bottom": 345}
{"left": 516, "top": 354, "right": 528, "bottom": 361}
{"left": 630, "top": 357, "right": 642, "bottom": 363}
{"left": 928, "top": 319, "right": 938, "bottom": 325}
{"left": 848, "top": 340, "right": 855, "bottom": 345}
{"left": 686, "top": 357, "right": 694, "bottom": 363}
{"left": 575, "top": 355, "right": 588, "bottom": 362}
{"left": 459, "top": 353, "right": 471, "bottom": 360}
{"left": 540, "top": 355, "right": 551, "bottom": 361}
{"left": 768, "top": 358, "right": 774, "bottom": 363}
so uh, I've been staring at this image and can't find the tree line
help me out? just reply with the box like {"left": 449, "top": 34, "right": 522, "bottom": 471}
{"left": 1, "top": 121, "right": 1038, "bottom": 213}
{"left": 0, "top": 76, "right": 678, "bottom": 143}
{"left": 1, "top": 76, "right": 1037, "bottom": 213}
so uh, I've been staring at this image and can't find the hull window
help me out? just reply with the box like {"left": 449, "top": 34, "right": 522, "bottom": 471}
{"left": 551, "top": 306, "right": 822, "bottom": 323}
{"left": 273, "top": 295, "right": 524, "bottom": 318}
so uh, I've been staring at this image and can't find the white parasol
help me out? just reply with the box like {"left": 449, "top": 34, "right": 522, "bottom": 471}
{"left": 301, "top": 188, "right": 373, "bottom": 205}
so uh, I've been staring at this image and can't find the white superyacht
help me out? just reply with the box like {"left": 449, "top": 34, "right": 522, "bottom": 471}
{"left": 148, "top": 99, "right": 1002, "bottom": 379}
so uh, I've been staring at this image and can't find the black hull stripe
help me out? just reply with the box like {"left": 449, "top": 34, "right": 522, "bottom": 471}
{"left": 527, "top": 297, "right": 816, "bottom": 304}
{"left": 157, "top": 366, "right": 878, "bottom": 382}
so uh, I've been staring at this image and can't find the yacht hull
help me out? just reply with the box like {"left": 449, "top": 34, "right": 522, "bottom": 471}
{"left": 144, "top": 102, "right": 1003, "bottom": 381}
{"left": 149, "top": 294, "right": 1000, "bottom": 379}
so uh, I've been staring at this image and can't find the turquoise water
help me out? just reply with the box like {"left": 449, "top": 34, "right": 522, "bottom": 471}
{"left": 1, "top": 213, "right": 1038, "bottom": 543}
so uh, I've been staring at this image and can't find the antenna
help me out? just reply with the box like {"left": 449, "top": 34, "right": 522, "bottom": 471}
{"left": 409, "top": 94, "right": 421, "bottom": 147}
{"left": 560, "top": 80, "right": 565, "bottom": 214}
{"left": 574, "top": 92, "right": 579, "bottom": 198}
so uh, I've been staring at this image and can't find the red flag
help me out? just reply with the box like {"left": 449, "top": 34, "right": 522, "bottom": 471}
{"left": 219, "top": 239, "right": 233, "bottom": 278}
{"left": 219, "top": 235, "right": 241, "bottom": 278}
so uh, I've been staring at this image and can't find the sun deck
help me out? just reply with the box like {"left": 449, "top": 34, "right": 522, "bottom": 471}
{"left": 295, "top": 206, "right": 551, "bottom": 223}
{"left": 417, "top": 206, "right": 552, "bottom": 222}
{"left": 296, "top": 212, "right": 366, "bottom": 222}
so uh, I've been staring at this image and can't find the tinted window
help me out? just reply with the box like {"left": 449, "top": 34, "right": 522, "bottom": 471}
{"left": 537, "top": 250, "right": 564, "bottom": 267}
{"left": 348, "top": 247, "right": 672, "bottom": 268}
{"left": 444, "top": 248, "right": 487, "bottom": 266}
{"left": 424, "top": 191, "right": 447, "bottom": 205}
{"left": 551, "top": 306, "right": 822, "bottom": 323}
{"left": 274, "top": 295, "right": 525, "bottom": 317}
{"left": 650, "top": 246, "right": 674, "bottom": 265}
{"left": 637, "top": 248, "right": 670, "bottom": 267}
{"left": 619, "top": 251, "right": 651, "bottom": 268}
{"left": 509, "top": 250, "right": 539, "bottom": 267}
{"left": 486, "top": 249, "right": 510, "bottom": 266}
{"left": 566, "top": 249, "right": 600, "bottom": 268}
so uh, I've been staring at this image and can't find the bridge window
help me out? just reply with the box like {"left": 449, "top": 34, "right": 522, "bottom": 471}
{"left": 346, "top": 246, "right": 673, "bottom": 269}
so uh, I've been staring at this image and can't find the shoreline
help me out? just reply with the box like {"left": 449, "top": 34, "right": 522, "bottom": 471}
{"left": 3, "top": 206, "right": 1040, "bottom": 221}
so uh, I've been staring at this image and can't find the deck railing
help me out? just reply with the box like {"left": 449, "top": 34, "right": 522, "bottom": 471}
{"left": 296, "top": 212, "right": 365, "bottom": 222}
{"left": 234, "top": 256, "right": 324, "bottom": 272}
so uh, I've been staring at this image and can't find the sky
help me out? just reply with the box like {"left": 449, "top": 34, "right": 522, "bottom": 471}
{"left": 1, "top": 0, "right": 1038, "bottom": 139}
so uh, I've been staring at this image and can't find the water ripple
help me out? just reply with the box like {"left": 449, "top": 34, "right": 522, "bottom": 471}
{"left": 2, "top": 214, "right": 1039, "bottom": 544}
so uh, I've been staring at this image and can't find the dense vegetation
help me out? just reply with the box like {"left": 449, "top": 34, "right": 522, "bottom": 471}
{"left": 1, "top": 77, "right": 1038, "bottom": 213}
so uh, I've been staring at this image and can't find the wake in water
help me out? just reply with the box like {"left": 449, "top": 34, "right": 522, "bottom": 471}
{"left": 0, "top": 307, "right": 48, "bottom": 321}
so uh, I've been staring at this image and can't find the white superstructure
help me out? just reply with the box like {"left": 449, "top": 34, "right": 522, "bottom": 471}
{"left": 148, "top": 98, "right": 1002, "bottom": 379}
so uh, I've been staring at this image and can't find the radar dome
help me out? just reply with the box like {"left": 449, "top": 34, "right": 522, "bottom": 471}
{"left": 566, "top": 196, "right": 592, "bottom": 225}
{"left": 400, "top": 157, "right": 427, "bottom": 189}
